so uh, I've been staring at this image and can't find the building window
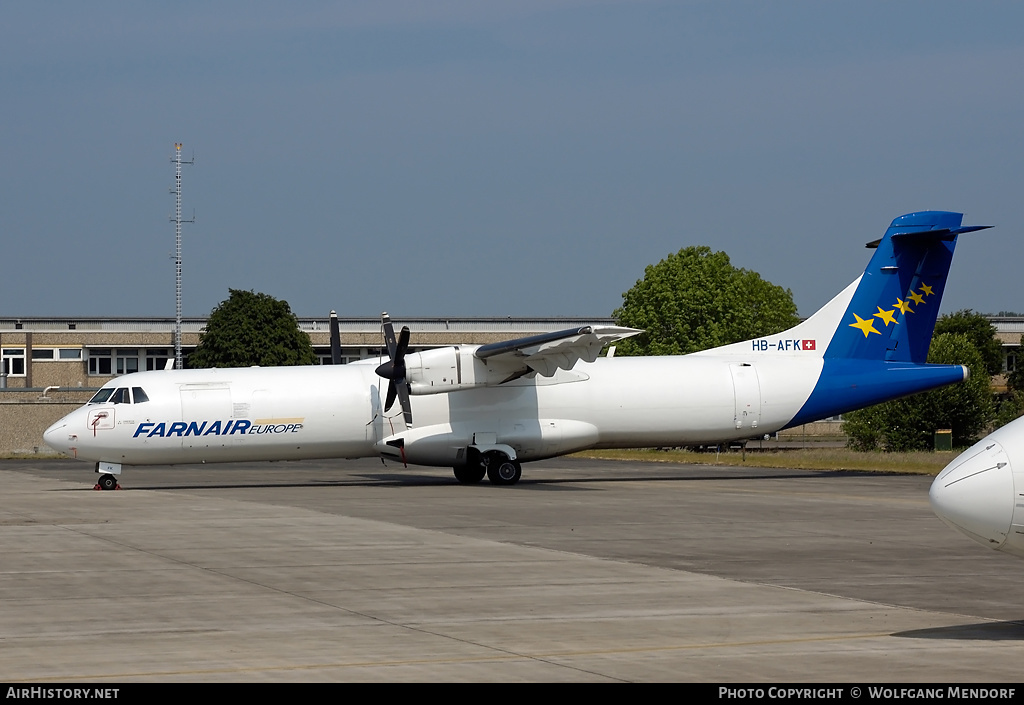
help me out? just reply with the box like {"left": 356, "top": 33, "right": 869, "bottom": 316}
{"left": 315, "top": 347, "right": 386, "bottom": 365}
{"left": 316, "top": 353, "right": 362, "bottom": 365}
{"left": 146, "top": 349, "right": 172, "bottom": 371}
{"left": 31, "top": 348, "right": 55, "bottom": 360}
{"left": 58, "top": 348, "right": 83, "bottom": 361}
{"left": 2, "top": 349, "right": 26, "bottom": 376}
{"left": 88, "top": 349, "right": 112, "bottom": 375}
{"left": 116, "top": 350, "right": 139, "bottom": 375}
{"left": 90, "top": 348, "right": 165, "bottom": 375}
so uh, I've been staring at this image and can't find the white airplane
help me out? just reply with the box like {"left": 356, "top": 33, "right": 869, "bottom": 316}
{"left": 45, "top": 210, "right": 987, "bottom": 490}
{"left": 930, "top": 414, "right": 1024, "bottom": 558}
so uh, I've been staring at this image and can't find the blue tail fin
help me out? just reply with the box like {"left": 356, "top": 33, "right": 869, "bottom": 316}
{"left": 786, "top": 211, "right": 990, "bottom": 427}
{"left": 824, "top": 211, "right": 989, "bottom": 364}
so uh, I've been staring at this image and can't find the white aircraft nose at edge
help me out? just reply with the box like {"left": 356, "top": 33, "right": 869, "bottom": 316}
{"left": 930, "top": 414, "right": 1024, "bottom": 558}
{"left": 44, "top": 211, "right": 989, "bottom": 491}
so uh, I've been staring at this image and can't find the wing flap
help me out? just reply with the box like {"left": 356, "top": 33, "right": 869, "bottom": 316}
{"left": 475, "top": 325, "right": 641, "bottom": 378}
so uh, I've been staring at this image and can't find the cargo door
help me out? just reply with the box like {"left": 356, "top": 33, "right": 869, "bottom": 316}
{"left": 730, "top": 363, "right": 761, "bottom": 431}
{"left": 179, "top": 385, "right": 233, "bottom": 449}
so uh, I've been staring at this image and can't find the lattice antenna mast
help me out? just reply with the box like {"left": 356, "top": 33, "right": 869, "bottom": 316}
{"left": 170, "top": 143, "right": 195, "bottom": 370}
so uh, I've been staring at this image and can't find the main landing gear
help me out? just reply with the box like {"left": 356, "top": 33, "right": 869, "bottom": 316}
{"left": 95, "top": 474, "right": 120, "bottom": 491}
{"left": 453, "top": 464, "right": 486, "bottom": 484}
{"left": 453, "top": 449, "right": 522, "bottom": 486}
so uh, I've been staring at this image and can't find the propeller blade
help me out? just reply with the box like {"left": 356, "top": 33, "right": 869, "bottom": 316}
{"left": 391, "top": 325, "right": 409, "bottom": 380}
{"left": 396, "top": 380, "right": 413, "bottom": 426}
{"left": 382, "top": 312, "right": 398, "bottom": 360}
{"left": 395, "top": 326, "right": 410, "bottom": 360}
{"left": 385, "top": 379, "right": 398, "bottom": 412}
{"left": 329, "top": 310, "right": 341, "bottom": 365}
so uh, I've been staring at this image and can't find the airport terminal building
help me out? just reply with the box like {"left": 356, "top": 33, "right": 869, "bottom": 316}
{"left": 0, "top": 315, "right": 614, "bottom": 390}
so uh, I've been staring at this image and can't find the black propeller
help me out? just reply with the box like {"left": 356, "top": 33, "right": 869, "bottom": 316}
{"left": 374, "top": 312, "right": 413, "bottom": 425}
{"left": 328, "top": 310, "right": 341, "bottom": 365}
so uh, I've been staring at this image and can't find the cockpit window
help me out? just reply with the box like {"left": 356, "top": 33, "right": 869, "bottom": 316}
{"left": 88, "top": 386, "right": 150, "bottom": 404}
{"left": 88, "top": 388, "right": 115, "bottom": 404}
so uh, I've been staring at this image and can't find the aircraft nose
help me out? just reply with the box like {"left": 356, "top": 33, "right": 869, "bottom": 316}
{"left": 929, "top": 440, "right": 1013, "bottom": 550}
{"left": 43, "top": 418, "right": 72, "bottom": 453}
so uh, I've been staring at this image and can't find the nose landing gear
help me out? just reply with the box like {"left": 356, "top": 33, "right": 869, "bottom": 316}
{"left": 94, "top": 461, "right": 122, "bottom": 491}
{"left": 95, "top": 474, "right": 120, "bottom": 491}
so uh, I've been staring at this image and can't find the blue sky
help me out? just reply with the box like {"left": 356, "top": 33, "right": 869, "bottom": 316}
{"left": 3, "top": 1, "right": 1022, "bottom": 319}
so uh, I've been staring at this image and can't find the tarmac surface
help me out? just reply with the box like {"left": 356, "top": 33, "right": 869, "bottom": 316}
{"left": 1, "top": 455, "right": 1023, "bottom": 683}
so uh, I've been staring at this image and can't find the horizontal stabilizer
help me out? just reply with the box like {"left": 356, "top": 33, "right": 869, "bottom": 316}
{"left": 789, "top": 359, "right": 969, "bottom": 427}
{"left": 865, "top": 224, "right": 991, "bottom": 248}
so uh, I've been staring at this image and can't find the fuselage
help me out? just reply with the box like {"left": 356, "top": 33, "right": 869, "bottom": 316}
{"left": 44, "top": 351, "right": 826, "bottom": 468}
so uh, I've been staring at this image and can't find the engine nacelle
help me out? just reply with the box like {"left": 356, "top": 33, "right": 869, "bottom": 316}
{"left": 406, "top": 347, "right": 523, "bottom": 395}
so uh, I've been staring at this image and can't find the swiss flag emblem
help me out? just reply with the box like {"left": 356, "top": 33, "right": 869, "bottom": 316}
{"left": 802, "top": 340, "right": 816, "bottom": 350}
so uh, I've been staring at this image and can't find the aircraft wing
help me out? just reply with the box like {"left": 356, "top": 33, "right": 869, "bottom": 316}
{"left": 475, "top": 325, "right": 642, "bottom": 378}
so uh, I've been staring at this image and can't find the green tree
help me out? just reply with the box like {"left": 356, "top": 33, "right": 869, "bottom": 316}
{"left": 188, "top": 289, "right": 318, "bottom": 368}
{"left": 994, "top": 333, "right": 1024, "bottom": 429}
{"left": 995, "top": 391, "right": 1024, "bottom": 429}
{"left": 612, "top": 246, "right": 799, "bottom": 356}
{"left": 1006, "top": 334, "right": 1024, "bottom": 394}
{"left": 933, "top": 309, "right": 1003, "bottom": 377}
{"left": 844, "top": 333, "right": 994, "bottom": 451}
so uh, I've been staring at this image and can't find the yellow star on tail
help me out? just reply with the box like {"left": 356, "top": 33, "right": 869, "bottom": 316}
{"left": 849, "top": 313, "right": 881, "bottom": 337}
{"left": 895, "top": 298, "right": 913, "bottom": 314}
{"left": 874, "top": 307, "right": 899, "bottom": 327}
{"left": 919, "top": 282, "right": 934, "bottom": 296}
{"left": 908, "top": 290, "right": 925, "bottom": 305}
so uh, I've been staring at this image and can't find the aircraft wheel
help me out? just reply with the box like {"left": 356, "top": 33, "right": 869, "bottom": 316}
{"left": 487, "top": 458, "right": 522, "bottom": 486}
{"left": 453, "top": 464, "right": 485, "bottom": 484}
{"left": 97, "top": 474, "right": 118, "bottom": 491}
